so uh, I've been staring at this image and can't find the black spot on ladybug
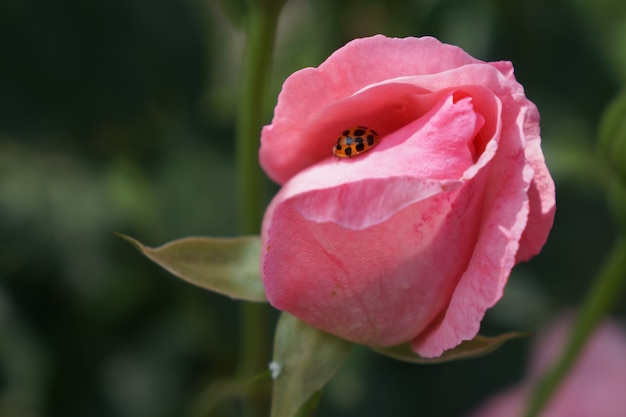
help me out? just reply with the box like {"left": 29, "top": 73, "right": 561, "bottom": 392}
{"left": 366, "top": 134, "right": 375, "bottom": 146}
{"left": 353, "top": 128, "right": 366, "bottom": 136}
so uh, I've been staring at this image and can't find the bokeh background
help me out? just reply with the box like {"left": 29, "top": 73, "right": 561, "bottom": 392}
{"left": 1, "top": 0, "right": 625, "bottom": 416}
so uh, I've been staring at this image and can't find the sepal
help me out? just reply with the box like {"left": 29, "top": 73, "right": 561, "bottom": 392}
{"left": 270, "top": 313, "right": 352, "bottom": 417}
{"left": 372, "top": 332, "right": 532, "bottom": 364}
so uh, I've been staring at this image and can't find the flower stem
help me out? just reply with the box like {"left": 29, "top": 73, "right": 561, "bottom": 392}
{"left": 523, "top": 237, "right": 626, "bottom": 417}
{"left": 236, "top": 1, "right": 284, "bottom": 234}
{"left": 235, "top": 1, "right": 286, "bottom": 416}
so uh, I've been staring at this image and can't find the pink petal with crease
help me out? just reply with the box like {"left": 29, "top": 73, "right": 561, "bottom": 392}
{"left": 412, "top": 87, "right": 535, "bottom": 357}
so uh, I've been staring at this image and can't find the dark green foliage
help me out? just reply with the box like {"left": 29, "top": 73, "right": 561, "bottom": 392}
{"left": 1, "top": 0, "right": 624, "bottom": 416}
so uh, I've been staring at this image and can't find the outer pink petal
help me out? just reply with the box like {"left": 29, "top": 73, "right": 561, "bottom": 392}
{"left": 260, "top": 35, "right": 511, "bottom": 184}
{"left": 262, "top": 182, "right": 485, "bottom": 347}
{"left": 411, "top": 92, "right": 534, "bottom": 357}
{"left": 516, "top": 101, "right": 556, "bottom": 262}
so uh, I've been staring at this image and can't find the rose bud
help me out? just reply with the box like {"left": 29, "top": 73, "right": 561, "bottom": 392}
{"left": 259, "top": 35, "right": 555, "bottom": 358}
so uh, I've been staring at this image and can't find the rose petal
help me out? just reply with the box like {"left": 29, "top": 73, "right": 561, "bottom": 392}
{"left": 278, "top": 94, "right": 483, "bottom": 230}
{"left": 260, "top": 36, "right": 513, "bottom": 184}
{"left": 262, "top": 180, "right": 485, "bottom": 347}
{"left": 516, "top": 102, "right": 557, "bottom": 262}
{"left": 260, "top": 83, "right": 442, "bottom": 186}
{"left": 411, "top": 94, "right": 535, "bottom": 357}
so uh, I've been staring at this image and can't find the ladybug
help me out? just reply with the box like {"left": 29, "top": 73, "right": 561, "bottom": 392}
{"left": 333, "top": 126, "right": 380, "bottom": 158}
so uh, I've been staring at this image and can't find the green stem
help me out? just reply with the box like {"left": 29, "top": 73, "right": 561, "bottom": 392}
{"left": 235, "top": 1, "right": 286, "bottom": 416}
{"left": 238, "top": 303, "right": 271, "bottom": 417}
{"left": 523, "top": 237, "right": 626, "bottom": 417}
{"left": 236, "top": 2, "right": 283, "bottom": 234}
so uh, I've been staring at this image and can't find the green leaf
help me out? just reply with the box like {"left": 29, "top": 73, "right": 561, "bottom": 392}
{"left": 270, "top": 313, "right": 352, "bottom": 417}
{"left": 372, "top": 332, "right": 532, "bottom": 364}
{"left": 115, "top": 233, "right": 266, "bottom": 302}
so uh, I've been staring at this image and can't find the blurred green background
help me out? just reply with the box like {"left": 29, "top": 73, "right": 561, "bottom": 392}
{"left": 1, "top": 0, "right": 625, "bottom": 416}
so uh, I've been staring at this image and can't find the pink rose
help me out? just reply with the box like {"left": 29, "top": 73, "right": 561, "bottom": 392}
{"left": 469, "top": 315, "right": 626, "bottom": 417}
{"left": 259, "top": 35, "right": 555, "bottom": 357}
